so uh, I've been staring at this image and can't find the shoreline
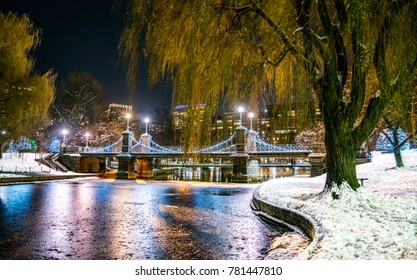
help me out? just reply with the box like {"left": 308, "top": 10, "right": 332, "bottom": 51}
{"left": 0, "top": 173, "right": 99, "bottom": 185}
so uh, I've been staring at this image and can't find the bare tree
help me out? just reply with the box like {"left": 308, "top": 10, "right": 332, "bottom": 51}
{"left": 51, "top": 72, "right": 106, "bottom": 145}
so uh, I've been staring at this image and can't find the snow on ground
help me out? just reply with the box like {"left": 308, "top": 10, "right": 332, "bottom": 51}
{"left": 257, "top": 149, "right": 417, "bottom": 260}
{"left": 0, "top": 153, "right": 71, "bottom": 177}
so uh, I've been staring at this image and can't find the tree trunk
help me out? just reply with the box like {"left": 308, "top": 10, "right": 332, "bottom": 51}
{"left": 0, "top": 141, "right": 4, "bottom": 159}
{"left": 393, "top": 148, "right": 404, "bottom": 168}
{"left": 323, "top": 122, "right": 361, "bottom": 193}
{"left": 392, "top": 128, "right": 405, "bottom": 168}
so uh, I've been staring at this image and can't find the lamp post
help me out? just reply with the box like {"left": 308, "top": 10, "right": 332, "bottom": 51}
{"left": 126, "top": 113, "right": 131, "bottom": 130}
{"left": 238, "top": 106, "right": 244, "bottom": 127}
{"left": 144, "top": 117, "right": 150, "bottom": 134}
{"left": 62, "top": 129, "right": 68, "bottom": 147}
{"left": 85, "top": 132, "right": 90, "bottom": 149}
{"left": 248, "top": 112, "right": 254, "bottom": 131}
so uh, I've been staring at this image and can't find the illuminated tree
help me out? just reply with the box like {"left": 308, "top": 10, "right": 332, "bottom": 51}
{"left": 51, "top": 72, "right": 106, "bottom": 145}
{"left": 52, "top": 72, "right": 106, "bottom": 128}
{"left": 0, "top": 12, "right": 55, "bottom": 157}
{"left": 120, "top": 0, "right": 417, "bottom": 192}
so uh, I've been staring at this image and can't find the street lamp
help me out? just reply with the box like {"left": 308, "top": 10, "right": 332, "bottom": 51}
{"left": 62, "top": 129, "right": 68, "bottom": 147}
{"left": 144, "top": 117, "right": 150, "bottom": 134}
{"left": 85, "top": 132, "right": 90, "bottom": 149}
{"left": 238, "top": 106, "right": 244, "bottom": 126}
{"left": 126, "top": 113, "right": 131, "bottom": 130}
{"left": 248, "top": 112, "right": 254, "bottom": 131}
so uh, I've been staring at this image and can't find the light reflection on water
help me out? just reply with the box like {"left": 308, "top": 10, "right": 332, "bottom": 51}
{"left": 0, "top": 179, "right": 290, "bottom": 260}
{"left": 155, "top": 166, "right": 310, "bottom": 182}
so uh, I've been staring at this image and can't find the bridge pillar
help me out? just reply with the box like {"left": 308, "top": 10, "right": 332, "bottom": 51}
{"left": 116, "top": 154, "right": 136, "bottom": 179}
{"left": 235, "top": 126, "right": 246, "bottom": 153}
{"left": 245, "top": 130, "right": 257, "bottom": 153}
{"left": 231, "top": 126, "right": 249, "bottom": 182}
{"left": 136, "top": 158, "right": 154, "bottom": 178}
{"left": 121, "top": 130, "right": 132, "bottom": 153}
{"left": 117, "top": 130, "right": 135, "bottom": 179}
{"left": 308, "top": 153, "right": 327, "bottom": 177}
{"left": 140, "top": 133, "right": 151, "bottom": 153}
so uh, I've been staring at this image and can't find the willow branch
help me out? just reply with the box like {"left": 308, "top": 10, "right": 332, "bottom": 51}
{"left": 249, "top": 1, "right": 301, "bottom": 57}
{"left": 334, "top": 0, "right": 348, "bottom": 31}
{"left": 265, "top": 47, "right": 289, "bottom": 67}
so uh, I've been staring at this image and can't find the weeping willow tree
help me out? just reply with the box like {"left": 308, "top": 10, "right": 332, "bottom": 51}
{"left": 0, "top": 13, "right": 55, "bottom": 149}
{"left": 119, "top": 0, "right": 417, "bottom": 192}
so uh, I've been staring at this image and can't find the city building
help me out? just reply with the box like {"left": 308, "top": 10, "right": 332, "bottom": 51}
{"left": 258, "top": 103, "right": 321, "bottom": 144}
{"left": 210, "top": 111, "right": 258, "bottom": 143}
{"left": 171, "top": 102, "right": 321, "bottom": 146}
{"left": 172, "top": 104, "right": 206, "bottom": 145}
{"left": 106, "top": 103, "right": 133, "bottom": 122}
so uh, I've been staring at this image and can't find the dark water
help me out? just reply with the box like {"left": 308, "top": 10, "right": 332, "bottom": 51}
{"left": 0, "top": 179, "right": 289, "bottom": 260}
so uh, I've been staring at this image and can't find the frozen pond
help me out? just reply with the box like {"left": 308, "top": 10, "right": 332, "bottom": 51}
{"left": 0, "top": 178, "right": 296, "bottom": 260}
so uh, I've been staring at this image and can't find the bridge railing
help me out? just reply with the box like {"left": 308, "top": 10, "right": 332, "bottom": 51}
{"left": 84, "top": 136, "right": 123, "bottom": 153}
{"left": 131, "top": 141, "right": 184, "bottom": 153}
{"left": 81, "top": 130, "right": 311, "bottom": 155}
{"left": 130, "top": 133, "right": 237, "bottom": 154}
{"left": 196, "top": 133, "right": 236, "bottom": 153}
{"left": 247, "top": 132, "right": 312, "bottom": 153}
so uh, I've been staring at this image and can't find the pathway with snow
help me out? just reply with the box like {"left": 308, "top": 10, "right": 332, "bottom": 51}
{"left": 257, "top": 150, "right": 417, "bottom": 259}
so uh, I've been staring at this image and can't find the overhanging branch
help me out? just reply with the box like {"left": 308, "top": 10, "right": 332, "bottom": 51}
{"left": 225, "top": 1, "right": 303, "bottom": 60}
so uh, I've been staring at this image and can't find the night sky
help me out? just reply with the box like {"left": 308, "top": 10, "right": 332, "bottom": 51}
{"left": 0, "top": 0, "right": 172, "bottom": 114}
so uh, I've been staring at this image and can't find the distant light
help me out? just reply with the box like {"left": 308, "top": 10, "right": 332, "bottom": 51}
{"left": 144, "top": 117, "right": 150, "bottom": 123}
{"left": 85, "top": 132, "right": 90, "bottom": 137}
{"left": 62, "top": 129, "right": 68, "bottom": 135}
{"left": 174, "top": 104, "right": 206, "bottom": 110}
{"left": 238, "top": 106, "right": 244, "bottom": 113}
{"left": 126, "top": 113, "right": 131, "bottom": 119}
{"left": 249, "top": 112, "right": 254, "bottom": 118}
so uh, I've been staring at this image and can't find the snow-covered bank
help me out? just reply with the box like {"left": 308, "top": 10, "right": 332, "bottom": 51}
{"left": 257, "top": 149, "right": 417, "bottom": 259}
{"left": 0, "top": 153, "right": 75, "bottom": 177}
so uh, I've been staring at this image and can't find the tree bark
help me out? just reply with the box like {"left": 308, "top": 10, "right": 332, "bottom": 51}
{"left": 323, "top": 121, "right": 360, "bottom": 192}
{"left": 392, "top": 128, "right": 405, "bottom": 168}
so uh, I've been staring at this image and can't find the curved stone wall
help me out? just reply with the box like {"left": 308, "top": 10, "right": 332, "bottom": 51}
{"left": 252, "top": 191, "right": 322, "bottom": 259}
